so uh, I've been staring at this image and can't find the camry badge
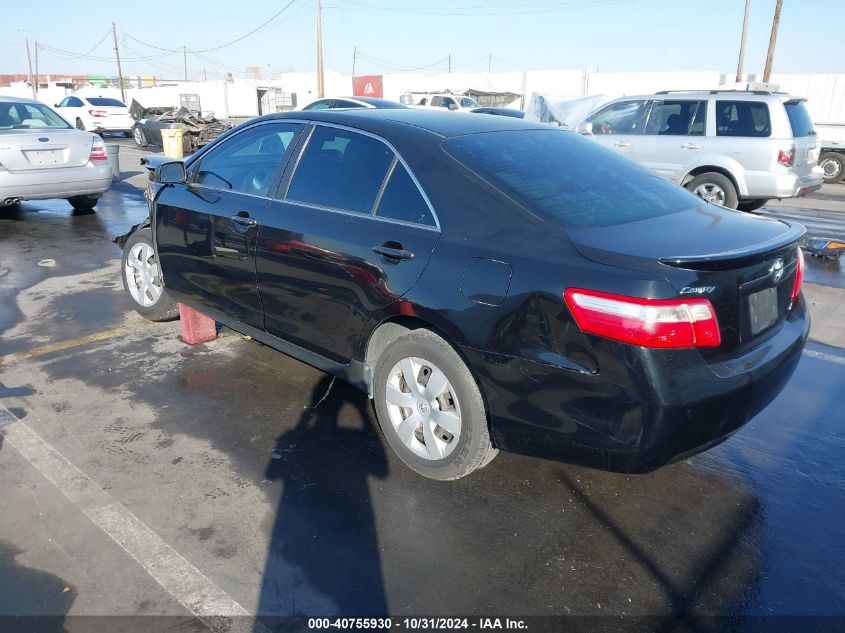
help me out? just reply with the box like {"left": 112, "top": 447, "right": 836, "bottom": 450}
{"left": 680, "top": 286, "right": 715, "bottom": 295}
{"left": 770, "top": 258, "right": 785, "bottom": 284}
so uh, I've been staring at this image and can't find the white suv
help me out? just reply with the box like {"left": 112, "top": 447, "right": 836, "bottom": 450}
{"left": 577, "top": 90, "right": 824, "bottom": 211}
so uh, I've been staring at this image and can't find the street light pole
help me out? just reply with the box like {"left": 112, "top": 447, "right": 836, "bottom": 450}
{"left": 316, "top": 0, "right": 325, "bottom": 98}
{"left": 735, "top": 0, "right": 751, "bottom": 83}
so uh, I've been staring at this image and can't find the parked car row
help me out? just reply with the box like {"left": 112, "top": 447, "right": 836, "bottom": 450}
{"left": 119, "top": 107, "right": 809, "bottom": 480}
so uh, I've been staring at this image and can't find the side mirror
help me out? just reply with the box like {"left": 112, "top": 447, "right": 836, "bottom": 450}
{"left": 54, "top": 103, "right": 61, "bottom": 108}
{"left": 156, "top": 161, "right": 187, "bottom": 184}
{"left": 448, "top": 102, "right": 459, "bottom": 111}
{"left": 576, "top": 121, "right": 593, "bottom": 135}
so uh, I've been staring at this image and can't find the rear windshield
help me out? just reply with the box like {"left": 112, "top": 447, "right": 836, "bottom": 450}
{"left": 0, "top": 102, "right": 72, "bottom": 131}
{"left": 87, "top": 97, "right": 126, "bottom": 107}
{"left": 442, "top": 129, "right": 701, "bottom": 228}
{"left": 784, "top": 101, "right": 816, "bottom": 137}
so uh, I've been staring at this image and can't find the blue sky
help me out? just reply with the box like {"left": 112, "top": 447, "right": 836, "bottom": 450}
{"left": 1, "top": 0, "right": 839, "bottom": 79}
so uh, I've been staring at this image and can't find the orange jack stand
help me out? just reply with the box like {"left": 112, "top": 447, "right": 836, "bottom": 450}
{"left": 178, "top": 304, "right": 217, "bottom": 345}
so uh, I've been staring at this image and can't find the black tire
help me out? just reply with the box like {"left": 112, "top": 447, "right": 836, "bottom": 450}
{"left": 373, "top": 329, "right": 497, "bottom": 480}
{"left": 120, "top": 228, "right": 179, "bottom": 322}
{"left": 685, "top": 172, "right": 739, "bottom": 209}
{"left": 132, "top": 125, "right": 148, "bottom": 147}
{"left": 819, "top": 152, "right": 845, "bottom": 184}
{"left": 67, "top": 195, "right": 98, "bottom": 211}
{"left": 75, "top": 117, "right": 86, "bottom": 131}
{"left": 737, "top": 199, "right": 769, "bottom": 212}
{"left": 123, "top": 130, "right": 133, "bottom": 138}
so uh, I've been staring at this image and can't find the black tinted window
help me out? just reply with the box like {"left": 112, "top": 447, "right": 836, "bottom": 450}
{"left": 588, "top": 101, "right": 647, "bottom": 134}
{"left": 785, "top": 102, "right": 816, "bottom": 137}
{"left": 287, "top": 126, "right": 394, "bottom": 213}
{"left": 88, "top": 97, "right": 126, "bottom": 107}
{"left": 195, "top": 123, "right": 300, "bottom": 196}
{"left": 443, "top": 130, "right": 701, "bottom": 229}
{"left": 304, "top": 100, "right": 332, "bottom": 110}
{"left": 376, "top": 163, "right": 435, "bottom": 226}
{"left": 716, "top": 100, "right": 771, "bottom": 137}
{"left": 646, "top": 100, "right": 706, "bottom": 136}
{"left": 68, "top": 97, "right": 84, "bottom": 107}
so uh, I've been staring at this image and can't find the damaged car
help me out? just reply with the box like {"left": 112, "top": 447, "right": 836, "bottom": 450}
{"left": 130, "top": 99, "right": 230, "bottom": 153}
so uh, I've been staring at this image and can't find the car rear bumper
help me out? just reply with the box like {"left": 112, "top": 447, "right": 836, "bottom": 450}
{"left": 464, "top": 299, "right": 809, "bottom": 473}
{"left": 744, "top": 167, "right": 824, "bottom": 199}
{"left": 0, "top": 163, "right": 112, "bottom": 202}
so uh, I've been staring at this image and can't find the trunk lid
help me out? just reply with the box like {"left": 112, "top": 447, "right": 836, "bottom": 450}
{"left": 0, "top": 128, "right": 93, "bottom": 171}
{"left": 567, "top": 204, "right": 804, "bottom": 360}
{"left": 784, "top": 99, "right": 820, "bottom": 178}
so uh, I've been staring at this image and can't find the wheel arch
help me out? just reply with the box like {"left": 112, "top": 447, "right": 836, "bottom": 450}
{"left": 682, "top": 162, "right": 746, "bottom": 197}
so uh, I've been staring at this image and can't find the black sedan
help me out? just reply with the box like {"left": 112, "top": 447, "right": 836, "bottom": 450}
{"left": 120, "top": 109, "right": 809, "bottom": 480}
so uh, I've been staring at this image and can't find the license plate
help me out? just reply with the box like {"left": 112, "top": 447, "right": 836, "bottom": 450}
{"left": 23, "top": 149, "right": 62, "bottom": 166}
{"left": 748, "top": 287, "right": 778, "bottom": 335}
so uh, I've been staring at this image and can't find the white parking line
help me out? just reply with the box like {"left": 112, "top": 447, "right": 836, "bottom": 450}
{"left": 0, "top": 407, "right": 263, "bottom": 633}
{"left": 803, "top": 348, "right": 845, "bottom": 365}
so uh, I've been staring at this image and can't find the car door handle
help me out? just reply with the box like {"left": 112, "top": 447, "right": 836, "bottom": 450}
{"left": 230, "top": 213, "right": 258, "bottom": 227}
{"left": 681, "top": 143, "right": 702, "bottom": 149}
{"left": 372, "top": 245, "right": 414, "bottom": 261}
{"left": 612, "top": 141, "right": 630, "bottom": 148}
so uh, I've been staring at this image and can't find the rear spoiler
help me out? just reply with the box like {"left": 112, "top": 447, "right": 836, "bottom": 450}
{"left": 660, "top": 221, "right": 805, "bottom": 269}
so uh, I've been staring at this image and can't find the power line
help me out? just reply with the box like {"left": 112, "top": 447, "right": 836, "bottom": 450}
{"left": 331, "top": 0, "right": 625, "bottom": 17}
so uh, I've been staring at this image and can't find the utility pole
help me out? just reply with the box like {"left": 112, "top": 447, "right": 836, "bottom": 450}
{"left": 352, "top": 45, "right": 357, "bottom": 76}
{"left": 488, "top": 53, "right": 492, "bottom": 74}
{"left": 316, "top": 0, "right": 325, "bottom": 98}
{"left": 203, "top": 67, "right": 207, "bottom": 81}
{"left": 183, "top": 46, "right": 188, "bottom": 81}
{"left": 34, "top": 40, "right": 39, "bottom": 94}
{"left": 735, "top": 0, "right": 751, "bottom": 82}
{"left": 24, "top": 37, "right": 36, "bottom": 99}
{"left": 448, "top": 53, "right": 451, "bottom": 74}
{"left": 763, "top": 0, "right": 783, "bottom": 83}
{"left": 111, "top": 22, "right": 126, "bottom": 103}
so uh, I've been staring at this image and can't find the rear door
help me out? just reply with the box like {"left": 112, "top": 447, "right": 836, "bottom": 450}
{"left": 154, "top": 121, "right": 304, "bottom": 328}
{"left": 257, "top": 123, "right": 439, "bottom": 363}
{"left": 584, "top": 99, "right": 648, "bottom": 158}
{"left": 632, "top": 99, "right": 707, "bottom": 182}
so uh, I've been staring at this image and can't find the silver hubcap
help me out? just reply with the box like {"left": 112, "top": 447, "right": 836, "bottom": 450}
{"left": 125, "top": 242, "right": 162, "bottom": 307}
{"left": 385, "top": 357, "right": 462, "bottom": 461}
{"left": 693, "top": 182, "right": 726, "bottom": 205}
{"left": 820, "top": 158, "right": 841, "bottom": 179}
{"left": 133, "top": 127, "right": 143, "bottom": 144}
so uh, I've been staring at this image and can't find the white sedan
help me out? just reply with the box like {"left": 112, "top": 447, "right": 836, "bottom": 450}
{"left": 55, "top": 95, "right": 134, "bottom": 136}
{"left": 0, "top": 96, "right": 112, "bottom": 211}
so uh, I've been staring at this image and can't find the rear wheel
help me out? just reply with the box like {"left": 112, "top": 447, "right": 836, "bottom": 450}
{"left": 737, "top": 199, "right": 769, "bottom": 212}
{"left": 75, "top": 118, "right": 86, "bottom": 131}
{"left": 686, "top": 172, "right": 739, "bottom": 209}
{"left": 133, "top": 125, "right": 148, "bottom": 147}
{"left": 373, "top": 329, "right": 497, "bottom": 480}
{"left": 819, "top": 152, "right": 845, "bottom": 184}
{"left": 121, "top": 228, "right": 178, "bottom": 321}
{"left": 67, "top": 195, "right": 98, "bottom": 211}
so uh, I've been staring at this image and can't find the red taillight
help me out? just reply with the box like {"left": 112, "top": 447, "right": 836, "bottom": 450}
{"left": 777, "top": 146, "right": 795, "bottom": 167}
{"left": 89, "top": 136, "right": 108, "bottom": 162}
{"left": 791, "top": 247, "right": 804, "bottom": 305}
{"left": 564, "top": 288, "right": 721, "bottom": 349}
{"left": 88, "top": 109, "right": 107, "bottom": 118}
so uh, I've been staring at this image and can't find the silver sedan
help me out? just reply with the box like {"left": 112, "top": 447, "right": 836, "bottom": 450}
{"left": 0, "top": 95, "right": 112, "bottom": 211}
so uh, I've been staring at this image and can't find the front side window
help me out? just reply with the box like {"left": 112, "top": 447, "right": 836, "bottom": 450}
{"left": 376, "top": 162, "right": 435, "bottom": 226}
{"left": 645, "top": 100, "right": 707, "bottom": 136}
{"left": 460, "top": 97, "right": 479, "bottom": 108}
{"left": 68, "top": 97, "right": 84, "bottom": 107}
{"left": 287, "top": 126, "right": 394, "bottom": 213}
{"left": 194, "top": 123, "right": 301, "bottom": 196}
{"left": 716, "top": 100, "right": 771, "bottom": 137}
{"left": 304, "top": 100, "right": 332, "bottom": 111}
{"left": 588, "top": 100, "right": 647, "bottom": 135}
{"left": 0, "top": 102, "right": 72, "bottom": 131}
{"left": 57, "top": 97, "right": 69, "bottom": 107}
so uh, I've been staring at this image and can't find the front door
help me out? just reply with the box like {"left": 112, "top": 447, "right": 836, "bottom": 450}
{"left": 257, "top": 124, "right": 440, "bottom": 363}
{"left": 584, "top": 99, "right": 649, "bottom": 159}
{"left": 154, "top": 121, "right": 304, "bottom": 328}
{"left": 631, "top": 99, "right": 707, "bottom": 181}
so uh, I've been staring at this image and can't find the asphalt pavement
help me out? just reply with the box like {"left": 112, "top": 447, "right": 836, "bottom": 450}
{"left": 0, "top": 150, "right": 844, "bottom": 632}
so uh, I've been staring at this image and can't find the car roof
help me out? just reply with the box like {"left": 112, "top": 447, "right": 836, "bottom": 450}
{"left": 608, "top": 90, "right": 803, "bottom": 102}
{"left": 339, "top": 97, "right": 407, "bottom": 108}
{"left": 0, "top": 95, "right": 43, "bottom": 104}
{"left": 262, "top": 107, "right": 550, "bottom": 138}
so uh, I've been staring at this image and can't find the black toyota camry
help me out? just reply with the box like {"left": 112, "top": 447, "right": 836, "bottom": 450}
{"left": 120, "top": 108, "right": 809, "bottom": 480}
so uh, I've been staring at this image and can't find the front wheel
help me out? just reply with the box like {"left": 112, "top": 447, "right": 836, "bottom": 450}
{"left": 373, "top": 329, "right": 497, "bottom": 480}
{"left": 121, "top": 228, "right": 179, "bottom": 321}
{"left": 819, "top": 152, "right": 845, "bottom": 184}
{"left": 686, "top": 172, "right": 739, "bottom": 209}
{"left": 737, "top": 199, "right": 769, "bottom": 212}
{"left": 132, "top": 125, "right": 148, "bottom": 147}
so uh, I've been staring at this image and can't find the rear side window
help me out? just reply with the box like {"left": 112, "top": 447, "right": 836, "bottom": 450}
{"left": 287, "top": 126, "right": 394, "bottom": 213}
{"left": 587, "top": 100, "right": 647, "bottom": 135}
{"left": 376, "top": 163, "right": 435, "bottom": 226}
{"left": 646, "top": 100, "right": 706, "bottom": 136}
{"left": 88, "top": 97, "right": 126, "bottom": 107}
{"left": 784, "top": 102, "right": 816, "bottom": 137}
{"left": 442, "top": 129, "right": 701, "bottom": 229}
{"left": 716, "top": 100, "right": 771, "bottom": 137}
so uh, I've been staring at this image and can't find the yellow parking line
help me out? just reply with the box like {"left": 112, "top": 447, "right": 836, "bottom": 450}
{"left": 0, "top": 324, "right": 150, "bottom": 365}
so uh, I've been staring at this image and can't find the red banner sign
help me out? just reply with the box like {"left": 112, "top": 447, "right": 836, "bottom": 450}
{"left": 352, "top": 75, "right": 383, "bottom": 98}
